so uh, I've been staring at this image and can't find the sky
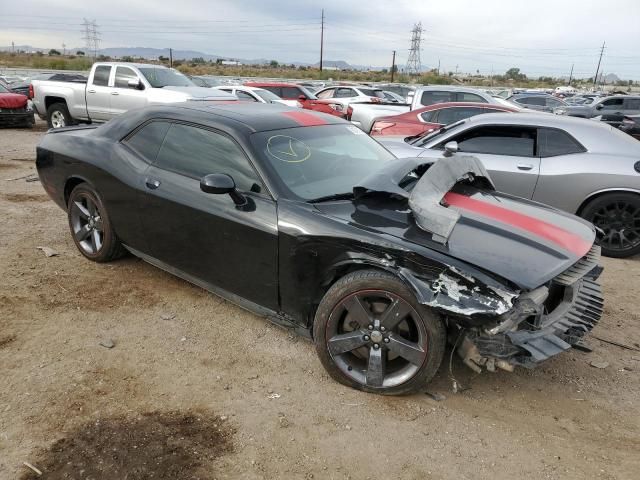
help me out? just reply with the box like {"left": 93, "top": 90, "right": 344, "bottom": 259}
{"left": 1, "top": 0, "right": 639, "bottom": 79}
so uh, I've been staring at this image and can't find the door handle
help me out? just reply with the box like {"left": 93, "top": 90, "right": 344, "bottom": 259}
{"left": 145, "top": 178, "right": 161, "bottom": 190}
{"left": 87, "top": 89, "right": 96, "bottom": 93}
{"left": 111, "top": 91, "right": 119, "bottom": 95}
{"left": 517, "top": 163, "right": 534, "bottom": 171}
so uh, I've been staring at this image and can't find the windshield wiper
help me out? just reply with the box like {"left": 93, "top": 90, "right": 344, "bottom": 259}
{"left": 308, "top": 192, "right": 355, "bottom": 203}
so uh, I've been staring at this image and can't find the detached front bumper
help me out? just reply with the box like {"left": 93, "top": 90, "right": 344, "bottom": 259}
{"left": 459, "top": 246, "right": 604, "bottom": 372}
{"left": 0, "top": 109, "right": 35, "bottom": 127}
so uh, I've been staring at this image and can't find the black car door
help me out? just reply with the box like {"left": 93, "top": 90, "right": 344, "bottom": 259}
{"left": 138, "top": 122, "right": 279, "bottom": 311}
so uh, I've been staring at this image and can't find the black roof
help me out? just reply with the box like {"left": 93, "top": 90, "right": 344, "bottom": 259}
{"left": 97, "top": 102, "right": 346, "bottom": 141}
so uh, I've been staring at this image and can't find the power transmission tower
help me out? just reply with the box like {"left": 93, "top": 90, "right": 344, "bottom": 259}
{"left": 319, "top": 9, "right": 324, "bottom": 71}
{"left": 568, "top": 63, "right": 574, "bottom": 85}
{"left": 593, "top": 41, "right": 605, "bottom": 89}
{"left": 82, "top": 18, "right": 101, "bottom": 60}
{"left": 405, "top": 22, "right": 422, "bottom": 75}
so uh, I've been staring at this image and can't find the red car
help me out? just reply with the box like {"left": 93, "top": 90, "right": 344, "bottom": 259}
{"left": 370, "top": 102, "right": 518, "bottom": 137}
{"left": 0, "top": 83, "right": 34, "bottom": 128}
{"left": 243, "top": 81, "right": 346, "bottom": 118}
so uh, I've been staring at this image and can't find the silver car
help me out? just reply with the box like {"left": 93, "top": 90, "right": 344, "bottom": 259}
{"left": 378, "top": 113, "right": 640, "bottom": 258}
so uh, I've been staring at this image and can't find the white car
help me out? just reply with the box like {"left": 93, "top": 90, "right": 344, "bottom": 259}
{"left": 315, "top": 85, "right": 387, "bottom": 108}
{"left": 213, "top": 86, "right": 297, "bottom": 107}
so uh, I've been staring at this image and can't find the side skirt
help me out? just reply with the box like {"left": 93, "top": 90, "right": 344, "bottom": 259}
{"left": 123, "top": 245, "right": 312, "bottom": 339}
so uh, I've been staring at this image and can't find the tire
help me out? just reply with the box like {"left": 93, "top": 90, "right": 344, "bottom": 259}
{"left": 67, "top": 184, "right": 126, "bottom": 262}
{"left": 46, "top": 102, "right": 73, "bottom": 129}
{"left": 313, "top": 269, "right": 446, "bottom": 395}
{"left": 581, "top": 192, "right": 640, "bottom": 258}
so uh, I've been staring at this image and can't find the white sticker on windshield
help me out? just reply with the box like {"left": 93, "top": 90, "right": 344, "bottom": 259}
{"left": 347, "top": 125, "right": 365, "bottom": 135}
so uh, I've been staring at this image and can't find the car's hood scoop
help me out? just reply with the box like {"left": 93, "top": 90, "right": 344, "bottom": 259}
{"left": 354, "top": 155, "right": 494, "bottom": 243}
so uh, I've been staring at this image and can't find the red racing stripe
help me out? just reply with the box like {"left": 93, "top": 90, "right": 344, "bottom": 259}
{"left": 444, "top": 192, "right": 592, "bottom": 257}
{"left": 282, "top": 110, "right": 328, "bottom": 126}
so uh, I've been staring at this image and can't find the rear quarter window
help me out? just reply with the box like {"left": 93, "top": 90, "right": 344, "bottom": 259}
{"left": 124, "top": 121, "right": 171, "bottom": 162}
{"left": 538, "top": 128, "right": 585, "bottom": 157}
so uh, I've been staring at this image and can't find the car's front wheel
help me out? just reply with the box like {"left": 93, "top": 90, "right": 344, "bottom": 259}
{"left": 67, "top": 184, "right": 126, "bottom": 262}
{"left": 581, "top": 192, "right": 640, "bottom": 258}
{"left": 313, "top": 270, "right": 446, "bottom": 395}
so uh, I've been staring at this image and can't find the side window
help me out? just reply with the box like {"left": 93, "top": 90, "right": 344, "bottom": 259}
{"left": 538, "top": 128, "right": 584, "bottom": 157}
{"left": 435, "top": 107, "right": 485, "bottom": 125}
{"left": 600, "top": 98, "right": 624, "bottom": 110}
{"left": 335, "top": 88, "right": 354, "bottom": 98}
{"left": 281, "top": 87, "right": 302, "bottom": 99}
{"left": 624, "top": 98, "right": 640, "bottom": 110}
{"left": 124, "top": 121, "right": 171, "bottom": 162}
{"left": 114, "top": 67, "right": 138, "bottom": 89}
{"left": 261, "top": 86, "right": 281, "bottom": 97}
{"left": 457, "top": 92, "right": 487, "bottom": 103}
{"left": 518, "top": 96, "right": 545, "bottom": 106}
{"left": 92, "top": 66, "right": 111, "bottom": 87}
{"left": 154, "top": 123, "right": 262, "bottom": 192}
{"left": 420, "top": 111, "right": 437, "bottom": 123}
{"left": 452, "top": 126, "right": 536, "bottom": 157}
{"left": 317, "top": 89, "right": 334, "bottom": 99}
{"left": 236, "top": 90, "right": 258, "bottom": 102}
{"left": 420, "top": 91, "right": 454, "bottom": 106}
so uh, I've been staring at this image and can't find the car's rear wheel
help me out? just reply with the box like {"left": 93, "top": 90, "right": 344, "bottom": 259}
{"left": 67, "top": 184, "right": 125, "bottom": 262}
{"left": 581, "top": 192, "right": 640, "bottom": 258}
{"left": 313, "top": 270, "right": 446, "bottom": 395}
{"left": 47, "top": 102, "right": 72, "bottom": 129}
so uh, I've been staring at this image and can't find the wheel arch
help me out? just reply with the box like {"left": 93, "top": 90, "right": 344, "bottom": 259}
{"left": 45, "top": 96, "right": 68, "bottom": 111}
{"left": 576, "top": 188, "right": 640, "bottom": 216}
{"left": 64, "top": 175, "right": 94, "bottom": 206}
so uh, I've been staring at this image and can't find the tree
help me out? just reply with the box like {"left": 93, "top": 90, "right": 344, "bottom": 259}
{"left": 121, "top": 56, "right": 134, "bottom": 62}
{"left": 504, "top": 67, "right": 527, "bottom": 81}
{"left": 76, "top": 50, "right": 85, "bottom": 56}
{"left": 48, "top": 49, "right": 61, "bottom": 56}
{"left": 191, "top": 57, "right": 205, "bottom": 64}
{"left": 269, "top": 60, "right": 279, "bottom": 68}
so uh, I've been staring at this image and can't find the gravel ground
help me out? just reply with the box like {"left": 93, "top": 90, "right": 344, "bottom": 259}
{"left": 0, "top": 121, "right": 639, "bottom": 480}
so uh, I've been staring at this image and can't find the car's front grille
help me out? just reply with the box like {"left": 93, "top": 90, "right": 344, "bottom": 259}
{"left": 554, "top": 244, "right": 601, "bottom": 286}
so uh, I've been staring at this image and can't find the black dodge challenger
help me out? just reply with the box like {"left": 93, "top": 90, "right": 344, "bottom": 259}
{"left": 36, "top": 103, "right": 604, "bottom": 395}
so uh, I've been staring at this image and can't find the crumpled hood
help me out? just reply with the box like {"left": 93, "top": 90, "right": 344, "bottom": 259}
{"left": 319, "top": 158, "right": 596, "bottom": 290}
{"left": 160, "top": 86, "right": 236, "bottom": 100}
{"left": 0, "top": 92, "right": 28, "bottom": 109}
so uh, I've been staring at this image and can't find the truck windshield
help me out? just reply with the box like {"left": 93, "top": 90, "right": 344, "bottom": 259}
{"left": 138, "top": 68, "right": 193, "bottom": 88}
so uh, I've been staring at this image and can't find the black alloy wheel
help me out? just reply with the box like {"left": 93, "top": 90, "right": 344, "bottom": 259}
{"left": 67, "top": 184, "right": 126, "bottom": 262}
{"left": 582, "top": 193, "right": 640, "bottom": 258}
{"left": 314, "top": 270, "right": 445, "bottom": 395}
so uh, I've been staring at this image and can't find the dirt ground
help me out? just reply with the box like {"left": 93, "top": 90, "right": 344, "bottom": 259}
{"left": 0, "top": 121, "right": 639, "bottom": 480}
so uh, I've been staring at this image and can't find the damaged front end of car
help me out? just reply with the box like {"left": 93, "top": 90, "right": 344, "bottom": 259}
{"left": 353, "top": 154, "right": 604, "bottom": 374}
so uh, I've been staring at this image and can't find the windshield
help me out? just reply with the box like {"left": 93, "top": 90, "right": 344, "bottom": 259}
{"left": 254, "top": 89, "right": 281, "bottom": 102}
{"left": 250, "top": 124, "right": 394, "bottom": 201}
{"left": 138, "top": 67, "right": 194, "bottom": 87}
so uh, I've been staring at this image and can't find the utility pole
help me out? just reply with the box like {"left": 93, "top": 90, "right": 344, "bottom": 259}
{"left": 568, "top": 63, "right": 574, "bottom": 85}
{"left": 319, "top": 9, "right": 324, "bottom": 71}
{"left": 593, "top": 41, "right": 605, "bottom": 89}
{"left": 490, "top": 65, "right": 494, "bottom": 87}
{"left": 437, "top": 58, "right": 440, "bottom": 76}
{"left": 390, "top": 50, "right": 396, "bottom": 82}
{"left": 169, "top": 48, "right": 173, "bottom": 68}
{"left": 11, "top": 41, "right": 15, "bottom": 54}
{"left": 62, "top": 42, "right": 66, "bottom": 56}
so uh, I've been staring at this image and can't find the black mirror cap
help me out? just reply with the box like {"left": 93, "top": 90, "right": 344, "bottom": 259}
{"left": 200, "top": 173, "right": 235, "bottom": 194}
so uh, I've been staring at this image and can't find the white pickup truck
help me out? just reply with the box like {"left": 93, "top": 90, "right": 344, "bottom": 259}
{"left": 31, "top": 62, "right": 235, "bottom": 128}
{"left": 349, "top": 86, "right": 507, "bottom": 133}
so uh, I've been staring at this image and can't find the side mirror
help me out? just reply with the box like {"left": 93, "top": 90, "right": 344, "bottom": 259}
{"left": 298, "top": 94, "right": 307, "bottom": 101}
{"left": 443, "top": 141, "right": 459, "bottom": 157}
{"left": 128, "top": 78, "right": 144, "bottom": 90}
{"left": 200, "top": 173, "right": 247, "bottom": 206}
{"left": 595, "top": 103, "right": 604, "bottom": 110}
